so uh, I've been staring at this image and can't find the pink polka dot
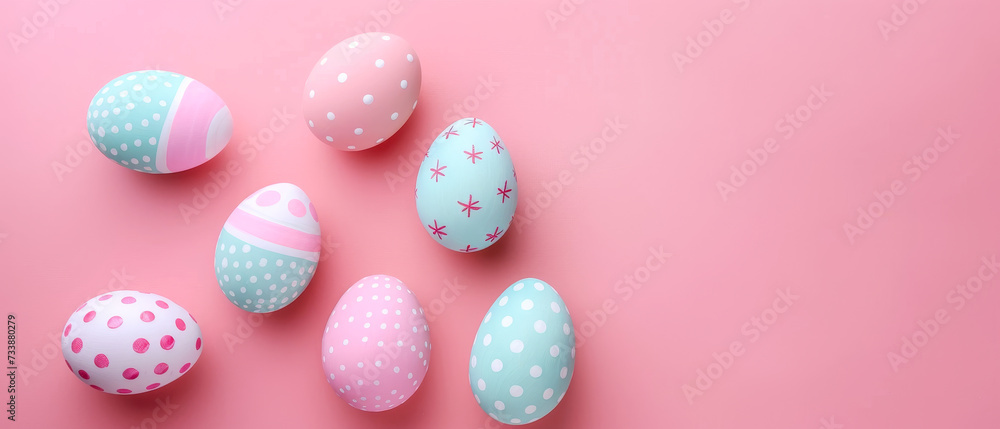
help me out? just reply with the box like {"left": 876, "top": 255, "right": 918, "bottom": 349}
{"left": 288, "top": 199, "right": 307, "bottom": 217}
{"left": 121, "top": 296, "right": 136, "bottom": 304}
{"left": 160, "top": 335, "right": 175, "bottom": 350}
{"left": 71, "top": 338, "right": 83, "bottom": 353}
{"left": 179, "top": 363, "right": 191, "bottom": 373}
{"left": 90, "top": 385, "right": 104, "bottom": 391}
{"left": 94, "top": 354, "right": 109, "bottom": 368}
{"left": 117, "top": 389, "right": 132, "bottom": 394}
{"left": 78, "top": 370, "right": 89, "bottom": 380}
{"left": 140, "top": 311, "right": 155, "bottom": 322}
{"left": 155, "top": 300, "right": 169, "bottom": 309}
{"left": 83, "top": 311, "right": 96, "bottom": 322}
{"left": 154, "top": 363, "right": 169, "bottom": 375}
{"left": 63, "top": 324, "right": 72, "bottom": 337}
{"left": 146, "top": 383, "right": 160, "bottom": 390}
{"left": 107, "top": 316, "right": 123, "bottom": 329}
{"left": 98, "top": 294, "right": 112, "bottom": 301}
{"left": 122, "top": 368, "right": 139, "bottom": 380}
{"left": 133, "top": 338, "right": 150, "bottom": 353}
{"left": 309, "top": 202, "right": 319, "bottom": 221}
{"left": 175, "top": 318, "right": 186, "bottom": 331}
{"left": 256, "top": 190, "right": 281, "bottom": 206}
{"left": 195, "top": 338, "right": 202, "bottom": 350}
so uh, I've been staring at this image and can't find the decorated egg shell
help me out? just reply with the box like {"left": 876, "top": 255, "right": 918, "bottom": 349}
{"left": 321, "top": 275, "right": 431, "bottom": 411}
{"left": 86, "top": 70, "right": 233, "bottom": 173}
{"left": 215, "top": 183, "right": 321, "bottom": 313}
{"left": 303, "top": 32, "right": 421, "bottom": 151}
{"left": 469, "top": 278, "right": 575, "bottom": 425}
{"left": 61, "top": 290, "right": 203, "bottom": 394}
{"left": 415, "top": 118, "right": 517, "bottom": 252}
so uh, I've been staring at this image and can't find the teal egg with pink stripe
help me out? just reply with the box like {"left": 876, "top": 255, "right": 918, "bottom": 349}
{"left": 87, "top": 70, "right": 233, "bottom": 173}
{"left": 215, "top": 183, "right": 322, "bottom": 313}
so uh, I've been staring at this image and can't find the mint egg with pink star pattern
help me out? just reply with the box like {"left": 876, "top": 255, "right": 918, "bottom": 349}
{"left": 86, "top": 70, "right": 233, "bottom": 173}
{"left": 215, "top": 183, "right": 321, "bottom": 313}
{"left": 415, "top": 118, "right": 517, "bottom": 253}
{"left": 61, "top": 290, "right": 203, "bottom": 394}
{"left": 303, "top": 32, "right": 421, "bottom": 151}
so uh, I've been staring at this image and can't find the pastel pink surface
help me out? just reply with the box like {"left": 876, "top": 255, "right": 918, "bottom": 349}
{"left": 2, "top": 0, "right": 1000, "bottom": 428}
{"left": 303, "top": 32, "right": 421, "bottom": 151}
{"left": 321, "top": 275, "right": 430, "bottom": 411}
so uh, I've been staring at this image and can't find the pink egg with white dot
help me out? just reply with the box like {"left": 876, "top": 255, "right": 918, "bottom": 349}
{"left": 321, "top": 275, "right": 431, "bottom": 411}
{"left": 61, "top": 290, "right": 202, "bottom": 395}
{"left": 303, "top": 32, "right": 421, "bottom": 151}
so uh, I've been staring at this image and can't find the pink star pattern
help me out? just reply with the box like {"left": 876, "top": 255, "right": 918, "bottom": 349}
{"left": 485, "top": 227, "right": 504, "bottom": 242}
{"left": 428, "top": 220, "right": 447, "bottom": 240}
{"left": 490, "top": 136, "right": 504, "bottom": 154}
{"left": 430, "top": 160, "right": 447, "bottom": 182}
{"left": 464, "top": 118, "right": 483, "bottom": 128}
{"left": 497, "top": 180, "right": 512, "bottom": 203}
{"left": 460, "top": 244, "right": 478, "bottom": 253}
{"left": 443, "top": 126, "right": 459, "bottom": 139}
{"left": 458, "top": 194, "right": 481, "bottom": 217}
{"left": 464, "top": 145, "right": 483, "bottom": 164}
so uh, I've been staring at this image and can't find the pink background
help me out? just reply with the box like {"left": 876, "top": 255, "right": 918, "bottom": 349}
{"left": 2, "top": 0, "right": 999, "bottom": 428}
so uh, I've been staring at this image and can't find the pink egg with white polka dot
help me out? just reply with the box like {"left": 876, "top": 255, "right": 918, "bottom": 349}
{"left": 303, "top": 32, "right": 421, "bottom": 151}
{"left": 61, "top": 290, "right": 202, "bottom": 395}
{"left": 321, "top": 275, "right": 431, "bottom": 411}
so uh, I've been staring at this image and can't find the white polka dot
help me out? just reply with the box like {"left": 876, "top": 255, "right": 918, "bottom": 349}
{"left": 142, "top": 156, "right": 150, "bottom": 162}
{"left": 112, "top": 108, "right": 121, "bottom": 115}
{"left": 510, "top": 340, "right": 524, "bottom": 353}
{"left": 149, "top": 137, "right": 156, "bottom": 145}
{"left": 153, "top": 113, "right": 160, "bottom": 121}
{"left": 241, "top": 244, "right": 250, "bottom": 253}
{"left": 381, "top": 35, "right": 390, "bottom": 40}
{"left": 477, "top": 379, "right": 486, "bottom": 391}
{"left": 126, "top": 103, "right": 135, "bottom": 110}
{"left": 513, "top": 283, "right": 524, "bottom": 291}
{"left": 326, "top": 136, "right": 333, "bottom": 142}
{"left": 551, "top": 302, "right": 561, "bottom": 313}
{"left": 376, "top": 138, "right": 384, "bottom": 144}
{"left": 491, "top": 359, "right": 503, "bottom": 372}
{"left": 363, "top": 94, "right": 373, "bottom": 105}
{"left": 375, "top": 59, "right": 384, "bottom": 68}
{"left": 499, "top": 296, "right": 508, "bottom": 306}
{"left": 97, "top": 127, "right": 105, "bottom": 137}
{"left": 259, "top": 258, "right": 267, "bottom": 266}
{"left": 110, "top": 148, "right": 117, "bottom": 155}
{"left": 309, "top": 90, "right": 315, "bottom": 98}
{"left": 159, "top": 100, "right": 167, "bottom": 107}
{"left": 107, "top": 95, "right": 115, "bottom": 103}
{"left": 563, "top": 323, "right": 571, "bottom": 335}
{"left": 522, "top": 299, "right": 534, "bottom": 310}
{"left": 141, "top": 119, "right": 149, "bottom": 127}
{"left": 483, "top": 334, "right": 492, "bottom": 346}
{"left": 390, "top": 112, "right": 399, "bottom": 120}
{"left": 470, "top": 356, "right": 477, "bottom": 368}
{"left": 530, "top": 365, "right": 542, "bottom": 378}
{"left": 501, "top": 316, "right": 513, "bottom": 327}
{"left": 130, "top": 158, "right": 138, "bottom": 164}
{"left": 124, "top": 123, "right": 132, "bottom": 131}
{"left": 101, "top": 110, "right": 109, "bottom": 118}
{"left": 550, "top": 345, "right": 560, "bottom": 357}
{"left": 120, "top": 143, "right": 127, "bottom": 151}
{"left": 484, "top": 312, "right": 492, "bottom": 323}
{"left": 143, "top": 96, "right": 151, "bottom": 103}
{"left": 525, "top": 405, "right": 537, "bottom": 414}
{"left": 132, "top": 84, "right": 142, "bottom": 91}
{"left": 337, "top": 73, "right": 347, "bottom": 83}
{"left": 560, "top": 367, "right": 568, "bottom": 378}
{"left": 400, "top": 80, "right": 407, "bottom": 89}
{"left": 510, "top": 385, "right": 523, "bottom": 397}
{"left": 343, "top": 339, "right": 349, "bottom": 345}
{"left": 308, "top": 120, "right": 314, "bottom": 127}
{"left": 327, "top": 112, "right": 335, "bottom": 120}
{"left": 413, "top": 100, "right": 417, "bottom": 109}
{"left": 406, "top": 54, "right": 414, "bottom": 62}
{"left": 320, "top": 57, "right": 328, "bottom": 65}
{"left": 494, "top": 401, "right": 505, "bottom": 411}
{"left": 354, "top": 128, "right": 363, "bottom": 135}
{"left": 347, "top": 145, "right": 356, "bottom": 150}
{"left": 543, "top": 388, "right": 554, "bottom": 400}
{"left": 534, "top": 320, "right": 547, "bottom": 333}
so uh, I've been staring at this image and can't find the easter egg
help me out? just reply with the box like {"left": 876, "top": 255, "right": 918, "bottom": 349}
{"left": 321, "top": 275, "right": 431, "bottom": 411}
{"left": 215, "top": 183, "right": 321, "bottom": 313}
{"left": 303, "top": 32, "right": 421, "bottom": 151}
{"left": 86, "top": 70, "right": 233, "bottom": 173}
{"left": 415, "top": 118, "right": 517, "bottom": 252}
{"left": 61, "top": 290, "right": 202, "bottom": 394}
{"left": 468, "top": 278, "right": 575, "bottom": 425}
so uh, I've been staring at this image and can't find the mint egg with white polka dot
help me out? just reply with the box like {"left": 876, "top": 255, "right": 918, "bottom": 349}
{"left": 214, "top": 183, "right": 321, "bottom": 313}
{"left": 86, "top": 70, "right": 233, "bottom": 173}
{"left": 469, "top": 278, "right": 575, "bottom": 425}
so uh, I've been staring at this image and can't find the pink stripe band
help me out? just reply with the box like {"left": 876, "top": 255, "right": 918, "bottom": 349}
{"left": 226, "top": 209, "right": 321, "bottom": 252}
{"left": 165, "top": 80, "right": 225, "bottom": 172}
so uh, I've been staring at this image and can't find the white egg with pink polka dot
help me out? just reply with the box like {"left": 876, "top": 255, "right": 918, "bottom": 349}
{"left": 61, "top": 290, "right": 202, "bottom": 394}
{"left": 303, "top": 32, "right": 421, "bottom": 151}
